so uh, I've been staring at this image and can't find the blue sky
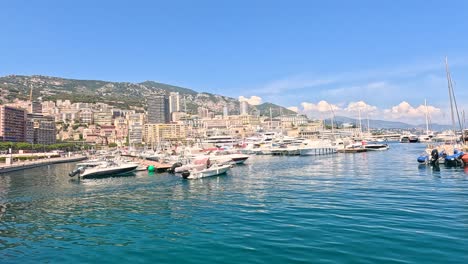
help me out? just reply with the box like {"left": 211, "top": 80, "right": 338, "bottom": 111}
{"left": 1, "top": 0, "right": 468, "bottom": 123}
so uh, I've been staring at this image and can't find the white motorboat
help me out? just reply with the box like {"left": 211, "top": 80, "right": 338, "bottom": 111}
{"left": 363, "top": 143, "right": 389, "bottom": 151}
{"left": 182, "top": 163, "right": 231, "bottom": 179}
{"left": 229, "top": 153, "right": 249, "bottom": 164}
{"left": 69, "top": 160, "right": 138, "bottom": 179}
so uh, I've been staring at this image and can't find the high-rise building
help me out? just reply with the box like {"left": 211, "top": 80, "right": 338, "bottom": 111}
{"left": 0, "top": 106, "right": 26, "bottom": 142}
{"left": 223, "top": 106, "right": 229, "bottom": 118}
{"left": 31, "top": 101, "right": 42, "bottom": 114}
{"left": 147, "top": 95, "right": 170, "bottom": 124}
{"left": 240, "top": 101, "right": 249, "bottom": 115}
{"left": 197, "top": 107, "right": 210, "bottom": 119}
{"left": 25, "top": 113, "right": 56, "bottom": 145}
{"left": 127, "top": 113, "right": 145, "bottom": 144}
{"left": 169, "top": 92, "right": 181, "bottom": 113}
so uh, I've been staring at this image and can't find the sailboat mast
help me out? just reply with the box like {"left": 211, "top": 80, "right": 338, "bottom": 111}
{"left": 358, "top": 108, "right": 362, "bottom": 138}
{"left": 366, "top": 110, "right": 370, "bottom": 135}
{"left": 328, "top": 103, "right": 335, "bottom": 138}
{"left": 424, "top": 99, "right": 429, "bottom": 134}
{"left": 445, "top": 57, "right": 456, "bottom": 143}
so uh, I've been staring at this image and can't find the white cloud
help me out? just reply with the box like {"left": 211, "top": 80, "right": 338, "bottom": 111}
{"left": 287, "top": 99, "right": 446, "bottom": 124}
{"left": 239, "top": 95, "right": 263, "bottom": 105}
{"left": 345, "top": 101, "right": 378, "bottom": 113}
{"left": 287, "top": 106, "right": 299, "bottom": 113}
{"left": 301, "top": 100, "right": 340, "bottom": 113}
{"left": 383, "top": 101, "right": 442, "bottom": 122}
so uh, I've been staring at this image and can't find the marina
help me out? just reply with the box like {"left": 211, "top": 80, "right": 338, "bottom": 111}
{"left": 2, "top": 2, "right": 468, "bottom": 263}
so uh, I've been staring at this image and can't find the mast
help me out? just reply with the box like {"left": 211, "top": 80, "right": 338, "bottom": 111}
{"left": 328, "top": 102, "right": 335, "bottom": 138}
{"left": 358, "top": 108, "right": 362, "bottom": 138}
{"left": 424, "top": 99, "right": 429, "bottom": 134}
{"left": 269, "top": 107, "right": 272, "bottom": 130}
{"left": 445, "top": 57, "right": 465, "bottom": 144}
{"left": 366, "top": 110, "right": 370, "bottom": 135}
{"left": 445, "top": 57, "right": 456, "bottom": 143}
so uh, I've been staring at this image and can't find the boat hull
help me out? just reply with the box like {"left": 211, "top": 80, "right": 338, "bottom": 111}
{"left": 186, "top": 165, "right": 231, "bottom": 179}
{"left": 81, "top": 165, "right": 138, "bottom": 179}
{"left": 231, "top": 156, "right": 249, "bottom": 164}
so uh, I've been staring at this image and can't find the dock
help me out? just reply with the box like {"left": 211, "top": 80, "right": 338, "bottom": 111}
{"left": 130, "top": 158, "right": 172, "bottom": 172}
{"left": 337, "top": 148, "right": 367, "bottom": 153}
{"left": 0, "top": 155, "right": 88, "bottom": 174}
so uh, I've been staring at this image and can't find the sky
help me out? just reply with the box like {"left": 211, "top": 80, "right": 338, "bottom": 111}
{"left": 1, "top": 0, "right": 468, "bottom": 124}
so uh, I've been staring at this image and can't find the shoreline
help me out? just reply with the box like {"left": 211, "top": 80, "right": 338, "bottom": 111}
{"left": 0, "top": 155, "right": 87, "bottom": 174}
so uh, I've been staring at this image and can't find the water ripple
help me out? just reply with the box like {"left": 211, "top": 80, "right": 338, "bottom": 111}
{"left": 1, "top": 143, "right": 467, "bottom": 263}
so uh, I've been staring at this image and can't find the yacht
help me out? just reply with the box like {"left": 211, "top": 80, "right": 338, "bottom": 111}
{"left": 69, "top": 160, "right": 138, "bottom": 179}
{"left": 202, "top": 135, "right": 240, "bottom": 148}
{"left": 400, "top": 134, "right": 419, "bottom": 143}
{"left": 182, "top": 163, "right": 231, "bottom": 179}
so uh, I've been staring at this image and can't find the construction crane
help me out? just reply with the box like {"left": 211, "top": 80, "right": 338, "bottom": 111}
{"left": 29, "top": 84, "right": 33, "bottom": 102}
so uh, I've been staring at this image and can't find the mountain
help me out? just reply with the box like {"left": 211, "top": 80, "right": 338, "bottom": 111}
{"left": 0, "top": 75, "right": 295, "bottom": 116}
{"left": 324, "top": 116, "right": 452, "bottom": 130}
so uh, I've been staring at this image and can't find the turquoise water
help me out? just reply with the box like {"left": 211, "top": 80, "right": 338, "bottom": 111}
{"left": 1, "top": 143, "right": 467, "bottom": 263}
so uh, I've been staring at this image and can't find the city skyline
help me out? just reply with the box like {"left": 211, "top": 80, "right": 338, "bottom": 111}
{"left": 1, "top": 1, "right": 468, "bottom": 124}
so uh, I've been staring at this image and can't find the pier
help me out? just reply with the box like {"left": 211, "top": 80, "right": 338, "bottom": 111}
{"left": 271, "top": 147, "right": 337, "bottom": 156}
{"left": 0, "top": 155, "right": 87, "bottom": 174}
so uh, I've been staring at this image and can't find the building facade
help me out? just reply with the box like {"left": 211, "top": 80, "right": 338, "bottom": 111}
{"left": 93, "top": 112, "right": 113, "bottom": 126}
{"left": 240, "top": 101, "right": 249, "bottom": 115}
{"left": 147, "top": 95, "right": 170, "bottom": 124}
{"left": 169, "top": 92, "right": 180, "bottom": 113}
{"left": 144, "top": 124, "right": 186, "bottom": 144}
{"left": 0, "top": 106, "right": 26, "bottom": 142}
{"left": 25, "top": 113, "right": 56, "bottom": 145}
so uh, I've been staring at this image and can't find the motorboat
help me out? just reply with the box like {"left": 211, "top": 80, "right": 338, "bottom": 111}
{"left": 228, "top": 153, "right": 249, "bottom": 164}
{"left": 69, "top": 160, "right": 138, "bottom": 179}
{"left": 335, "top": 139, "right": 367, "bottom": 153}
{"left": 400, "top": 134, "right": 419, "bottom": 143}
{"left": 363, "top": 143, "right": 389, "bottom": 151}
{"left": 182, "top": 163, "right": 231, "bottom": 179}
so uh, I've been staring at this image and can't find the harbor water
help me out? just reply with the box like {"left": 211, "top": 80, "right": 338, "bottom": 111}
{"left": 1, "top": 143, "right": 467, "bottom": 263}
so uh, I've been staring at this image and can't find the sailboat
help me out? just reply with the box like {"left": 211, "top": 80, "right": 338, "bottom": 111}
{"left": 418, "top": 57, "right": 465, "bottom": 166}
{"left": 418, "top": 99, "right": 434, "bottom": 143}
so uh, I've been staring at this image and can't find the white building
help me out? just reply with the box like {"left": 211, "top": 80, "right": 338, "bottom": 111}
{"left": 240, "top": 101, "right": 249, "bottom": 115}
{"left": 169, "top": 92, "right": 181, "bottom": 113}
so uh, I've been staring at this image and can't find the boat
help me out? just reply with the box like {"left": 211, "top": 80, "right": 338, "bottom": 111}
{"left": 182, "top": 163, "right": 231, "bottom": 179}
{"left": 335, "top": 139, "right": 367, "bottom": 153}
{"left": 417, "top": 149, "right": 443, "bottom": 165}
{"left": 418, "top": 99, "right": 435, "bottom": 143}
{"left": 400, "top": 134, "right": 419, "bottom": 143}
{"left": 69, "top": 160, "right": 138, "bottom": 179}
{"left": 229, "top": 153, "right": 249, "bottom": 164}
{"left": 202, "top": 135, "right": 240, "bottom": 148}
{"left": 419, "top": 58, "right": 467, "bottom": 166}
{"left": 363, "top": 143, "right": 389, "bottom": 151}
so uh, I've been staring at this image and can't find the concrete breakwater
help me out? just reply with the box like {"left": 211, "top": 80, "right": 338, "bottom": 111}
{"left": 0, "top": 155, "right": 87, "bottom": 174}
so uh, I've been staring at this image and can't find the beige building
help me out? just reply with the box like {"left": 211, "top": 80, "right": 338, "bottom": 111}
{"left": 94, "top": 112, "right": 113, "bottom": 126}
{"left": 144, "top": 123, "right": 186, "bottom": 144}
